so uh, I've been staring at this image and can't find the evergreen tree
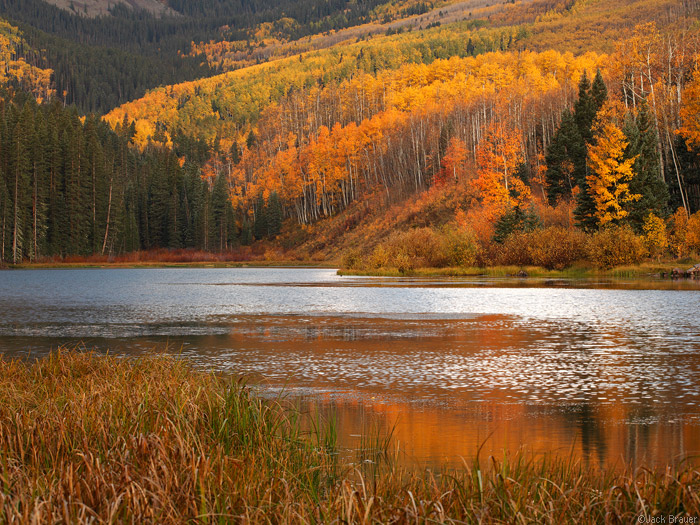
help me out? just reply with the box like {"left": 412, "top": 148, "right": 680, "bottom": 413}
{"left": 573, "top": 71, "right": 609, "bottom": 231}
{"left": 0, "top": 90, "right": 244, "bottom": 260}
{"left": 253, "top": 194, "right": 268, "bottom": 240}
{"left": 545, "top": 109, "right": 585, "bottom": 205}
{"left": 211, "top": 174, "right": 236, "bottom": 251}
{"left": 624, "top": 100, "right": 669, "bottom": 230}
{"left": 493, "top": 205, "right": 541, "bottom": 243}
{"left": 574, "top": 71, "right": 596, "bottom": 143}
{"left": 9, "top": 102, "right": 33, "bottom": 263}
{"left": 591, "top": 70, "right": 608, "bottom": 112}
{"left": 266, "top": 191, "right": 283, "bottom": 237}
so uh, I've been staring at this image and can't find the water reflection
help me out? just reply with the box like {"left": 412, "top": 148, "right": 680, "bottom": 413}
{"left": 0, "top": 268, "right": 699, "bottom": 468}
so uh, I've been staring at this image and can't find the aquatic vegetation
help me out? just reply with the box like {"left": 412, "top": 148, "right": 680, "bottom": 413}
{"left": 0, "top": 349, "right": 699, "bottom": 523}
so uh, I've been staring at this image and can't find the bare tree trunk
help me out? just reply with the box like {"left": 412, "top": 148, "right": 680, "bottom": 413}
{"left": 101, "top": 177, "right": 113, "bottom": 255}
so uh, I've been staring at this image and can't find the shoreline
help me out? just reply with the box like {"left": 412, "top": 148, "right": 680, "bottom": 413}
{"left": 337, "top": 262, "right": 698, "bottom": 279}
{"left": 2, "top": 260, "right": 333, "bottom": 270}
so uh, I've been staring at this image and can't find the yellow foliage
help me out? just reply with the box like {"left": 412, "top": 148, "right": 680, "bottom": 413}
{"left": 679, "top": 68, "right": 700, "bottom": 149}
{"left": 642, "top": 213, "right": 668, "bottom": 259}
{"left": 586, "top": 103, "right": 640, "bottom": 227}
{"left": 0, "top": 19, "right": 54, "bottom": 100}
{"left": 587, "top": 224, "right": 646, "bottom": 269}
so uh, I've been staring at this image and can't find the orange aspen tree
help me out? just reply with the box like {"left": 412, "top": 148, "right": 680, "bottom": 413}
{"left": 679, "top": 68, "right": 700, "bottom": 149}
{"left": 473, "top": 123, "right": 529, "bottom": 217}
{"left": 586, "top": 104, "right": 640, "bottom": 227}
{"left": 436, "top": 137, "right": 470, "bottom": 186}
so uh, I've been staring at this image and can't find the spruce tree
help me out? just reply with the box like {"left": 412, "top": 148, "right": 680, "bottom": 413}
{"left": 10, "top": 102, "right": 34, "bottom": 262}
{"left": 574, "top": 71, "right": 596, "bottom": 143}
{"left": 624, "top": 100, "right": 669, "bottom": 230}
{"left": 211, "top": 174, "right": 232, "bottom": 251}
{"left": 253, "top": 194, "right": 268, "bottom": 240}
{"left": 545, "top": 109, "right": 585, "bottom": 205}
{"left": 266, "top": 191, "right": 283, "bottom": 237}
{"left": 591, "top": 70, "right": 608, "bottom": 112}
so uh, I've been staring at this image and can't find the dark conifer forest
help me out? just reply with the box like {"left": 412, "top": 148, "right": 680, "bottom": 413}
{"left": 0, "top": 92, "right": 240, "bottom": 263}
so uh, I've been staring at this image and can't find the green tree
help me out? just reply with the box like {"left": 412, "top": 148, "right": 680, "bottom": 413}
{"left": 545, "top": 109, "right": 585, "bottom": 205}
{"left": 624, "top": 100, "right": 669, "bottom": 230}
{"left": 266, "top": 191, "right": 283, "bottom": 237}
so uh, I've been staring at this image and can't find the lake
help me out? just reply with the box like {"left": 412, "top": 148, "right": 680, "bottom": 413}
{"left": 1, "top": 267, "right": 699, "bottom": 469}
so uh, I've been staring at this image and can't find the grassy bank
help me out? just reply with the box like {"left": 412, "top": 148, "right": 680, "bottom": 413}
{"left": 1, "top": 350, "right": 699, "bottom": 523}
{"left": 338, "top": 262, "right": 692, "bottom": 279}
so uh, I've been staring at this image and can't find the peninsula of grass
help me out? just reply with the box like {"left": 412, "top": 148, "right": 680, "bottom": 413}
{"left": 1, "top": 350, "right": 698, "bottom": 523}
{"left": 338, "top": 262, "right": 693, "bottom": 280}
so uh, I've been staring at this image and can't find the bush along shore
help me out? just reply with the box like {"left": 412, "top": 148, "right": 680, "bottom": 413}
{"left": 340, "top": 221, "right": 700, "bottom": 279}
{"left": 1, "top": 350, "right": 699, "bottom": 523}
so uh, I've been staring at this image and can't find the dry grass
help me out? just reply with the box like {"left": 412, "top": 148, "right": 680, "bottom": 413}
{"left": 1, "top": 350, "right": 699, "bottom": 523}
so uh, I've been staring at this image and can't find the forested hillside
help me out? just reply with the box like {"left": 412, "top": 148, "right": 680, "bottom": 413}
{"left": 0, "top": 0, "right": 460, "bottom": 113}
{"left": 0, "top": 91, "right": 246, "bottom": 263}
{"left": 2, "top": 0, "right": 700, "bottom": 268}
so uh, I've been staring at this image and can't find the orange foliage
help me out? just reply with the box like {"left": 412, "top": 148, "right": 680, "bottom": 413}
{"left": 473, "top": 123, "right": 529, "bottom": 219}
{"left": 437, "top": 138, "right": 471, "bottom": 186}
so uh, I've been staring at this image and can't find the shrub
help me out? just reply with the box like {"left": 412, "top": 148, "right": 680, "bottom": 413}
{"left": 496, "top": 227, "right": 587, "bottom": 269}
{"left": 341, "top": 248, "right": 365, "bottom": 270}
{"left": 355, "top": 226, "right": 479, "bottom": 271}
{"left": 525, "top": 227, "right": 588, "bottom": 269}
{"left": 369, "top": 228, "right": 445, "bottom": 270}
{"left": 438, "top": 225, "right": 479, "bottom": 267}
{"left": 587, "top": 224, "right": 646, "bottom": 269}
{"left": 495, "top": 232, "right": 532, "bottom": 266}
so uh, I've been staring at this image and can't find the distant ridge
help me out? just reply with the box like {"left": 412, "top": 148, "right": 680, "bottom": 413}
{"left": 42, "top": 0, "right": 176, "bottom": 18}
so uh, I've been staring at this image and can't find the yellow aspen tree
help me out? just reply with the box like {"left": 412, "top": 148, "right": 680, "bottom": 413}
{"left": 586, "top": 104, "right": 640, "bottom": 227}
{"left": 642, "top": 213, "right": 667, "bottom": 261}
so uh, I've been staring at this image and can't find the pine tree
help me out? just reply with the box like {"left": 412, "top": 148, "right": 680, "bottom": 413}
{"left": 493, "top": 205, "right": 541, "bottom": 243}
{"left": 211, "top": 174, "right": 233, "bottom": 251}
{"left": 574, "top": 71, "right": 596, "bottom": 143}
{"left": 545, "top": 109, "right": 585, "bottom": 205}
{"left": 253, "top": 194, "right": 268, "bottom": 240}
{"left": 573, "top": 70, "right": 609, "bottom": 230}
{"left": 591, "top": 70, "right": 608, "bottom": 112}
{"left": 10, "top": 102, "right": 33, "bottom": 262}
{"left": 624, "top": 100, "right": 669, "bottom": 231}
{"left": 266, "top": 191, "right": 283, "bottom": 237}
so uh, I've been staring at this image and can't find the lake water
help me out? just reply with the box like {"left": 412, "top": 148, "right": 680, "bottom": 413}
{"left": 1, "top": 267, "right": 700, "bottom": 469}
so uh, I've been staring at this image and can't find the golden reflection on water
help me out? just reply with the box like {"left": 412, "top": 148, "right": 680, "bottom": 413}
{"left": 300, "top": 394, "right": 698, "bottom": 470}
{"left": 169, "top": 314, "right": 700, "bottom": 470}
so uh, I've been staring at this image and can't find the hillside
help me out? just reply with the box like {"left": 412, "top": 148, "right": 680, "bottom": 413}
{"left": 43, "top": 0, "right": 175, "bottom": 18}
{"left": 1, "top": 0, "right": 455, "bottom": 113}
{"left": 3, "top": 0, "right": 700, "bottom": 268}
{"left": 103, "top": 0, "right": 700, "bottom": 250}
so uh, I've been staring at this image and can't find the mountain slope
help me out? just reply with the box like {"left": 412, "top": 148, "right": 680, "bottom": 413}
{"left": 43, "top": 0, "right": 176, "bottom": 17}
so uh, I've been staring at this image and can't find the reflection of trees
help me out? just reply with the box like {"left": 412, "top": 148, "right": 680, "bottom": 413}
{"left": 577, "top": 403, "right": 608, "bottom": 468}
{"left": 626, "top": 406, "right": 652, "bottom": 469}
